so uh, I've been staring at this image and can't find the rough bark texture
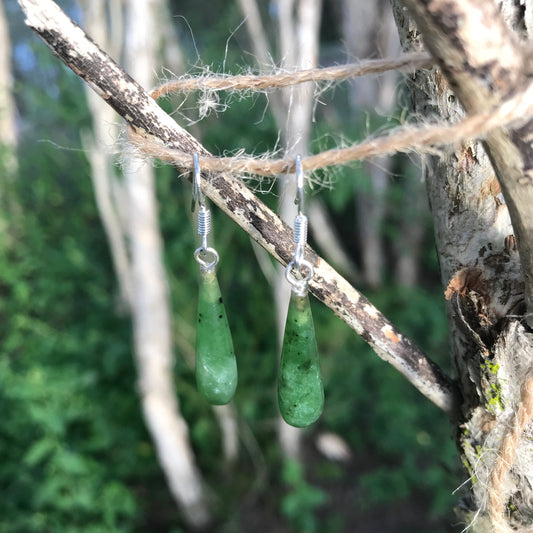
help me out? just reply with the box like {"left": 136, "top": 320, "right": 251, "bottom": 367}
{"left": 17, "top": 0, "right": 457, "bottom": 417}
{"left": 400, "top": 0, "right": 533, "bottom": 327}
{"left": 392, "top": 0, "right": 533, "bottom": 529}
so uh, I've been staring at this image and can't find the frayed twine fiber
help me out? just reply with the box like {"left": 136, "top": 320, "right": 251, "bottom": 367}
{"left": 488, "top": 373, "right": 533, "bottom": 533}
{"left": 129, "top": 71, "right": 533, "bottom": 177}
{"left": 150, "top": 52, "right": 431, "bottom": 98}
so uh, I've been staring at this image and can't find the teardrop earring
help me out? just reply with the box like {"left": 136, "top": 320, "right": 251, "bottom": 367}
{"left": 192, "top": 153, "right": 237, "bottom": 405}
{"left": 278, "top": 155, "right": 324, "bottom": 427}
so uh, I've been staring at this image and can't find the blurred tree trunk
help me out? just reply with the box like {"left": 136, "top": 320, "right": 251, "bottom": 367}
{"left": 340, "top": 0, "right": 395, "bottom": 289}
{"left": 0, "top": 0, "right": 17, "bottom": 164}
{"left": 238, "top": 0, "right": 324, "bottom": 459}
{"left": 0, "top": 0, "right": 18, "bottom": 221}
{"left": 340, "top": 0, "right": 427, "bottom": 288}
{"left": 274, "top": 0, "right": 322, "bottom": 460}
{"left": 79, "top": 0, "right": 209, "bottom": 527}
{"left": 393, "top": 161, "right": 427, "bottom": 287}
{"left": 122, "top": 0, "right": 209, "bottom": 527}
{"left": 79, "top": 0, "right": 133, "bottom": 310}
{"left": 392, "top": 0, "right": 533, "bottom": 530}
{"left": 158, "top": 1, "right": 240, "bottom": 465}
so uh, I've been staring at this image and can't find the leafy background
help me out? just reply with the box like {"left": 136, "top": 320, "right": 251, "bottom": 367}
{"left": 0, "top": 0, "right": 462, "bottom": 531}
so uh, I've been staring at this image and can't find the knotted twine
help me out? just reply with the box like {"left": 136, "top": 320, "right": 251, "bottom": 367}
{"left": 128, "top": 53, "right": 533, "bottom": 178}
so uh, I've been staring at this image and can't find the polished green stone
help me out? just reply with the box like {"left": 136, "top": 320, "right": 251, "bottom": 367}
{"left": 278, "top": 290, "right": 324, "bottom": 427}
{"left": 196, "top": 269, "right": 237, "bottom": 405}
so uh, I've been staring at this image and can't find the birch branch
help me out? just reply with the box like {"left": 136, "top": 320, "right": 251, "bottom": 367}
{"left": 17, "top": 0, "right": 458, "bottom": 416}
{"left": 401, "top": 0, "right": 533, "bottom": 328}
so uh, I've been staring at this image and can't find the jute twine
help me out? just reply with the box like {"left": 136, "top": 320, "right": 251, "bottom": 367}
{"left": 150, "top": 52, "right": 431, "bottom": 98}
{"left": 128, "top": 54, "right": 533, "bottom": 178}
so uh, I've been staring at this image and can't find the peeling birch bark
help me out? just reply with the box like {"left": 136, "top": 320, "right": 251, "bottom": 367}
{"left": 392, "top": 0, "right": 533, "bottom": 529}
{"left": 17, "top": 0, "right": 458, "bottom": 418}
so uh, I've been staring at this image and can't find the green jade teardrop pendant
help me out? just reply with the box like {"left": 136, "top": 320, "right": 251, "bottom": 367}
{"left": 195, "top": 267, "right": 237, "bottom": 405}
{"left": 278, "top": 154, "right": 323, "bottom": 427}
{"left": 278, "top": 288, "right": 324, "bottom": 427}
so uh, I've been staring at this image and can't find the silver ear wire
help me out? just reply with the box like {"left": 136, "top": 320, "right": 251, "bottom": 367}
{"left": 192, "top": 153, "right": 219, "bottom": 271}
{"left": 191, "top": 152, "right": 203, "bottom": 212}
{"left": 285, "top": 155, "right": 314, "bottom": 294}
{"left": 293, "top": 154, "right": 308, "bottom": 266}
{"left": 295, "top": 154, "right": 304, "bottom": 216}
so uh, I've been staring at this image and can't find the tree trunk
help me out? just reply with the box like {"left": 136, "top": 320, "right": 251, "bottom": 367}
{"left": 0, "top": 0, "right": 17, "bottom": 163}
{"left": 0, "top": 0, "right": 18, "bottom": 220}
{"left": 393, "top": 162, "right": 426, "bottom": 287}
{"left": 238, "top": 0, "right": 325, "bottom": 458}
{"left": 341, "top": 0, "right": 399, "bottom": 288}
{"left": 392, "top": 0, "right": 533, "bottom": 530}
{"left": 78, "top": 0, "right": 209, "bottom": 525}
{"left": 273, "top": 0, "right": 323, "bottom": 459}
{"left": 79, "top": 0, "right": 133, "bottom": 310}
{"left": 122, "top": 0, "right": 209, "bottom": 527}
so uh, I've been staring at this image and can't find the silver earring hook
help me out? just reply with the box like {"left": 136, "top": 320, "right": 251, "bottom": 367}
{"left": 295, "top": 154, "right": 304, "bottom": 216}
{"left": 191, "top": 153, "right": 204, "bottom": 212}
{"left": 191, "top": 153, "right": 219, "bottom": 271}
{"left": 285, "top": 154, "right": 314, "bottom": 294}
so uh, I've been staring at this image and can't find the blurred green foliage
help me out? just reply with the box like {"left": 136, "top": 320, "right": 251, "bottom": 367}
{"left": 281, "top": 460, "right": 328, "bottom": 533}
{"left": 1, "top": 1, "right": 462, "bottom": 531}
